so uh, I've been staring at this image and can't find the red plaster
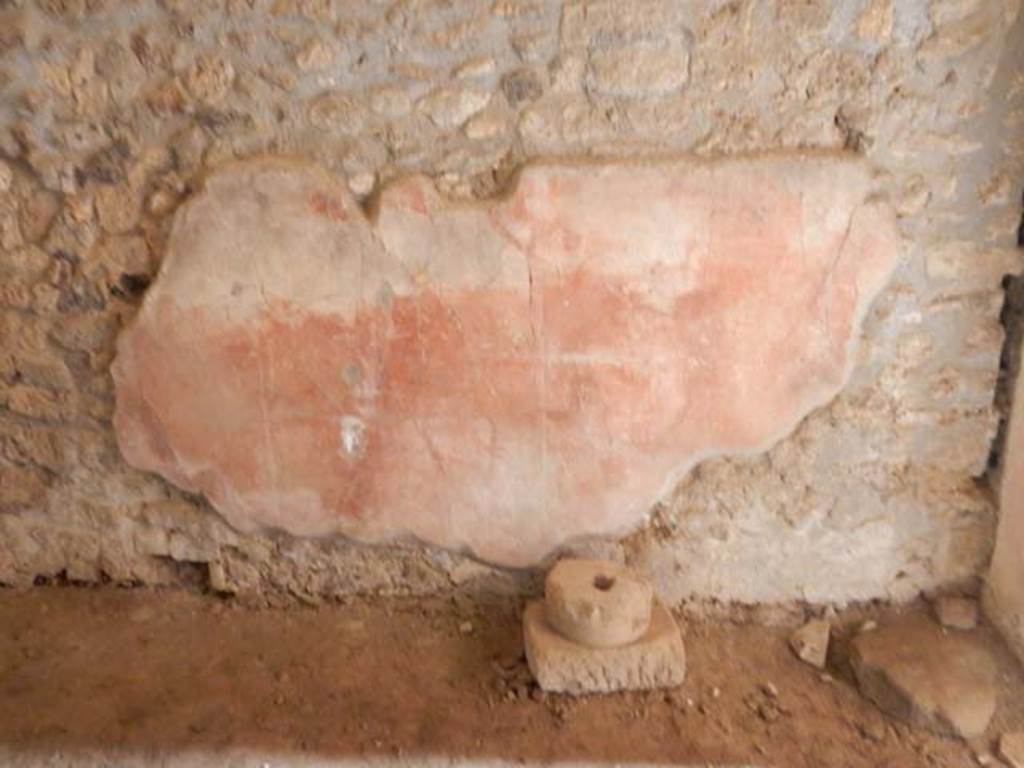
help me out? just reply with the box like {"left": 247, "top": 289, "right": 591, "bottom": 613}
{"left": 112, "top": 158, "right": 899, "bottom": 564}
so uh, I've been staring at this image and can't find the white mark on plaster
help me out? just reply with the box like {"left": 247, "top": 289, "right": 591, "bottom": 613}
{"left": 254, "top": 281, "right": 282, "bottom": 523}
{"left": 339, "top": 415, "right": 366, "bottom": 458}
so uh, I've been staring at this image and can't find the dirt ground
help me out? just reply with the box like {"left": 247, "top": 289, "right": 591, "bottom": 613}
{"left": 0, "top": 587, "right": 1022, "bottom": 767}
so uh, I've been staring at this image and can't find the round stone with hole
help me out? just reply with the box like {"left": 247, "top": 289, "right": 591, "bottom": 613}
{"left": 544, "top": 559, "right": 654, "bottom": 648}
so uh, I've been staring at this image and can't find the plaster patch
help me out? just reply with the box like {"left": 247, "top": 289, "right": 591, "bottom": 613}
{"left": 112, "top": 156, "right": 900, "bottom": 566}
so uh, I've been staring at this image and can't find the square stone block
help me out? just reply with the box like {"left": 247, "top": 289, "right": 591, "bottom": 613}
{"left": 523, "top": 599, "right": 686, "bottom": 695}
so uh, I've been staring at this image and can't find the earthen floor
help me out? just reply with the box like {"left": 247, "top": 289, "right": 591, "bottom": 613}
{"left": 0, "top": 587, "right": 1022, "bottom": 767}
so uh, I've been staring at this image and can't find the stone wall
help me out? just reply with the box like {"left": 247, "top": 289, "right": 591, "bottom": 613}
{"left": 1, "top": 0, "right": 1022, "bottom": 606}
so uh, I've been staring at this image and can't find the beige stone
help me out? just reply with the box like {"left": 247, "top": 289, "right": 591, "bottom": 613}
{"left": 0, "top": 280, "right": 31, "bottom": 309}
{"left": 464, "top": 109, "right": 507, "bottom": 140}
{"left": 454, "top": 57, "right": 495, "bottom": 80}
{"left": 544, "top": 559, "right": 652, "bottom": 648}
{"left": 934, "top": 595, "right": 979, "bottom": 630}
{"left": 91, "top": 235, "right": 152, "bottom": 276}
{"left": 369, "top": 85, "right": 411, "bottom": 118}
{"left": 0, "top": 237, "right": 45, "bottom": 279}
{"left": 295, "top": 39, "right": 333, "bottom": 72}
{"left": 184, "top": 53, "right": 235, "bottom": 105}
{"left": 856, "top": 0, "right": 893, "bottom": 42}
{"left": 7, "top": 383, "right": 74, "bottom": 421}
{"left": 417, "top": 88, "right": 490, "bottom": 128}
{"left": 850, "top": 616, "right": 996, "bottom": 737}
{"left": 523, "top": 600, "right": 685, "bottom": 694}
{"left": 789, "top": 619, "right": 831, "bottom": 669}
{"left": 0, "top": 197, "right": 23, "bottom": 249}
{"left": 0, "top": 465, "right": 48, "bottom": 509}
{"left": 308, "top": 91, "right": 368, "bottom": 135}
{"left": 587, "top": 44, "right": 689, "bottom": 97}
{"left": 19, "top": 188, "right": 58, "bottom": 242}
{"left": 347, "top": 172, "right": 375, "bottom": 198}
{"left": 94, "top": 184, "right": 140, "bottom": 234}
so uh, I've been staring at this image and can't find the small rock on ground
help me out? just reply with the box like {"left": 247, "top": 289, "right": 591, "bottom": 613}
{"left": 789, "top": 619, "right": 830, "bottom": 669}
{"left": 850, "top": 615, "right": 996, "bottom": 738}
{"left": 933, "top": 595, "right": 978, "bottom": 630}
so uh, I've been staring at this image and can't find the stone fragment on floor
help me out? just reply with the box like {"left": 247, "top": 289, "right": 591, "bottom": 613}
{"left": 933, "top": 595, "right": 978, "bottom": 630}
{"left": 1001, "top": 731, "right": 1024, "bottom": 768}
{"left": 850, "top": 615, "right": 996, "bottom": 737}
{"left": 789, "top": 619, "right": 830, "bottom": 668}
{"left": 524, "top": 559, "right": 685, "bottom": 694}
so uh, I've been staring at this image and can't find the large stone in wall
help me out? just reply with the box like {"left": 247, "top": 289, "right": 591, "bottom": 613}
{"left": 112, "top": 156, "right": 899, "bottom": 566}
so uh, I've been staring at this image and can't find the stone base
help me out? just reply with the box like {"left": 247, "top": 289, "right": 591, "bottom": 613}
{"left": 523, "top": 600, "right": 686, "bottom": 695}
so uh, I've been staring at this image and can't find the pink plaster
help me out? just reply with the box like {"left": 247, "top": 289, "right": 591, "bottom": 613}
{"left": 112, "top": 156, "right": 899, "bottom": 565}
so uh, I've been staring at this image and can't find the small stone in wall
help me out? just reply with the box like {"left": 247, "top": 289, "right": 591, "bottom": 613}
{"left": 19, "top": 188, "right": 58, "bottom": 242}
{"left": 789, "top": 619, "right": 830, "bottom": 669}
{"left": 855, "top": 0, "right": 893, "bottom": 42}
{"left": 850, "top": 615, "right": 996, "bottom": 738}
{"left": 308, "top": 91, "right": 368, "bottom": 135}
{"left": 454, "top": 57, "right": 495, "bottom": 80}
{"left": 933, "top": 595, "right": 979, "bottom": 630}
{"left": 94, "top": 184, "right": 141, "bottom": 234}
{"left": 500, "top": 68, "right": 543, "bottom": 107}
{"left": 512, "top": 32, "right": 552, "bottom": 63}
{"left": 347, "top": 172, "right": 375, "bottom": 198}
{"left": 464, "top": 108, "right": 507, "bottom": 140}
{"left": 92, "top": 235, "right": 152, "bottom": 277}
{"left": 1000, "top": 732, "right": 1024, "bottom": 768}
{"left": 295, "top": 39, "right": 333, "bottom": 72}
{"left": 184, "top": 53, "right": 235, "bottom": 106}
{"left": 587, "top": 43, "right": 689, "bottom": 97}
{"left": 7, "top": 383, "right": 75, "bottom": 421}
{"left": 0, "top": 198, "right": 22, "bottom": 250}
{"left": 417, "top": 88, "right": 491, "bottom": 128}
{"left": 369, "top": 85, "right": 412, "bottom": 118}
{"left": 0, "top": 464, "right": 48, "bottom": 509}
